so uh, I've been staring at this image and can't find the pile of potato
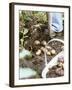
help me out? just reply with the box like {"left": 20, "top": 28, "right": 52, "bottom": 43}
{"left": 47, "top": 56, "right": 64, "bottom": 77}
{"left": 34, "top": 40, "right": 56, "bottom": 56}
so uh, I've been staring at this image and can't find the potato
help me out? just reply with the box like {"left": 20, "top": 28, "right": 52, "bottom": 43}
{"left": 41, "top": 47, "right": 45, "bottom": 52}
{"left": 55, "top": 68, "right": 64, "bottom": 76}
{"left": 34, "top": 40, "right": 40, "bottom": 45}
{"left": 46, "top": 51, "right": 51, "bottom": 56}
{"left": 41, "top": 47, "right": 47, "bottom": 52}
{"left": 62, "top": 64, "right": 64, "bottom": 69}
{"left": 51, "top": 49, "right": 56, "bottom": 55}
{"left": 41, "top": 40, "right": 47, "bottom": 46}
{"left": 57, "top": 62, "right": 63, "bottom": 67}
{"left": 36, "top": 49, "right": 41, "bottom": 55}
{"left": 46, "top": 45, "right": 52, "bottom": 50}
